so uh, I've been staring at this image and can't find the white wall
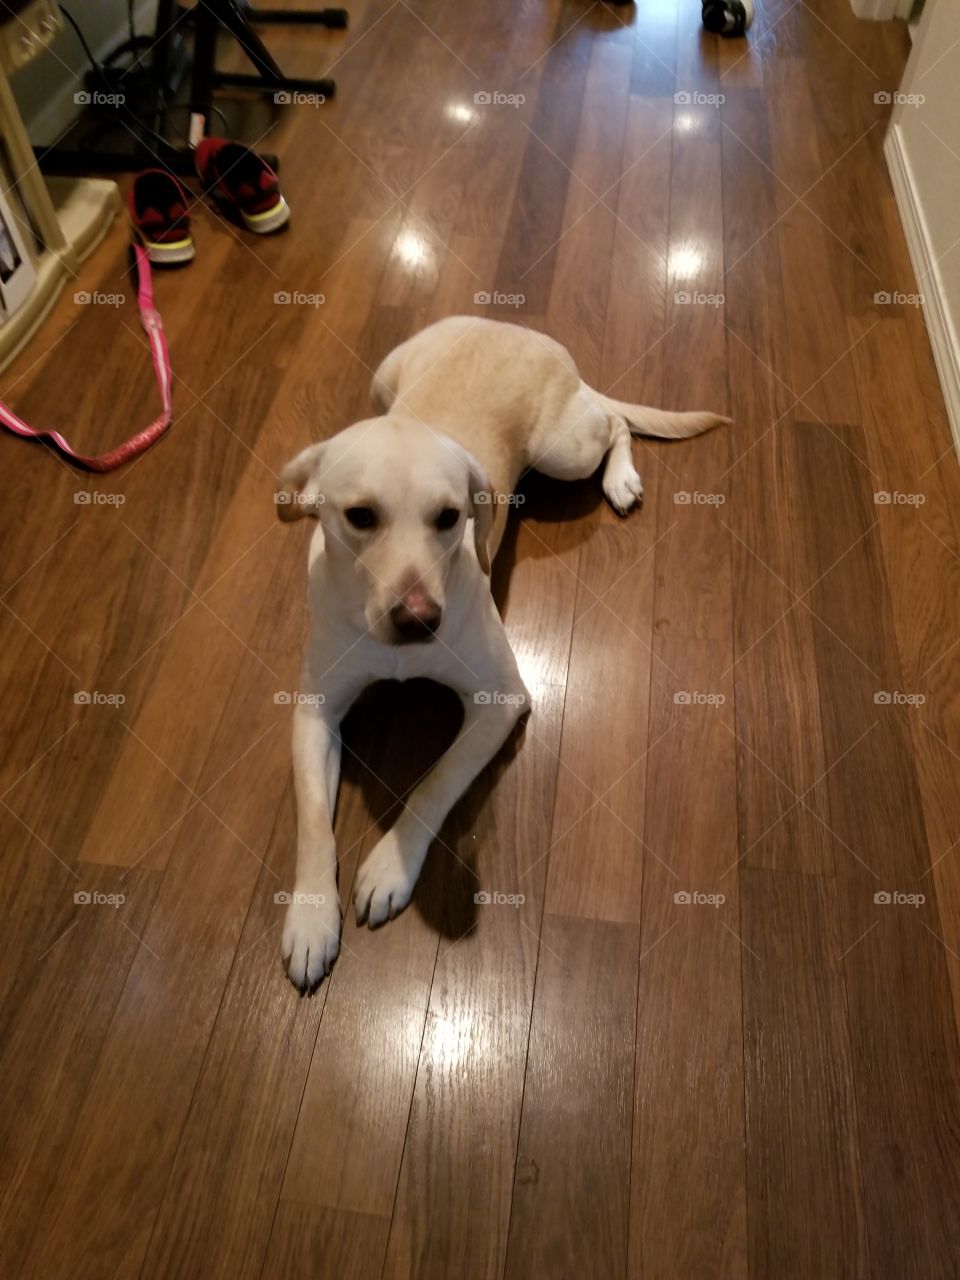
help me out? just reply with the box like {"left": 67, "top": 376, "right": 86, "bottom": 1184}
{"left": 11, "top": 1, "right": 157, "bottom": 144}
{"left": 885, "top": 0, "right": 960, "bottom": 445}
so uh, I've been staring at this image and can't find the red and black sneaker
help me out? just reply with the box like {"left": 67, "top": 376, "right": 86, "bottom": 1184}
{"left": 128, "top": 169, "right": 195, "bottom": 265}
{"left": 195, "top": 137, "right": 290, "bottom": 234}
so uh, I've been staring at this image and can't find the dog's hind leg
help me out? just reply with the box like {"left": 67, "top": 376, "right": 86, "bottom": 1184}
{"left": 530, "top": 388, "right": 643, "bottom": 515}
{"left": 601, "top": 416, "right": 644, "bottom": 515}
{"left": 528, "top": 388, "right": 612, "bottom": 482}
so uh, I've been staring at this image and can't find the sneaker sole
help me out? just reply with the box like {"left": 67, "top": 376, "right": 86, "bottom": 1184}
{"left": 241, "top": 195, "right": 290, "bottom": 234}
{"left": 140, "top": 235, "right": 196, "bottom": 265}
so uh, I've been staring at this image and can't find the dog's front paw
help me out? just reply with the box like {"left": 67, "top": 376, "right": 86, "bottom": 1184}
{"left": 281, "top": 890, "right": 341, "bottom": 994}
{"left": 354, "top": 831, "right": 420, "bottom": 928}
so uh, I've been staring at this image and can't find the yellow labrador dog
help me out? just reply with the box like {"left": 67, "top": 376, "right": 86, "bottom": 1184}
{"left": 276, "top": 316, "right": 727, "bottom": 992}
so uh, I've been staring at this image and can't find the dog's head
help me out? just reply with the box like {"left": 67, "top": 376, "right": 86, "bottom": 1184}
{"left": 276, "top": 418, "right": 494, "bottom": 645}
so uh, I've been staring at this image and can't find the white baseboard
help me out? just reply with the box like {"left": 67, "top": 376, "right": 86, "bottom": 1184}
{"left": 851, "top": 0, "right": 893, "bottom": 18}
{"left": 850, "top": 0, "right": 912, "bottom": 18}
{"left": 884, "top": 122, "right": 960, "bottom": 454}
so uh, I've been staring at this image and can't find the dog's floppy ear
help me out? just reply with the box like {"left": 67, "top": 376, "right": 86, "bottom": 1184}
{"left": 275, "top": 442, "right": 326, "bottom": 522}
{"left": 461, "top": 449, "right": 495, "bottom": 576}
{"left": 442, "top": 439, "right": 494, "bottom": 574}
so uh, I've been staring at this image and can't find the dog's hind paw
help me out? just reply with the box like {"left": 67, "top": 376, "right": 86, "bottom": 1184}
{"left": 603, "top": 463, "right": 644, "bottom": 516}
{"left": 281, "top": 892, "right": 341, "bottom": 994}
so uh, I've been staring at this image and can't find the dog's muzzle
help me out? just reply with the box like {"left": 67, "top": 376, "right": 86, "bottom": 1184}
{"left": 389, "top": 591, "right": 442, "bottom": 643}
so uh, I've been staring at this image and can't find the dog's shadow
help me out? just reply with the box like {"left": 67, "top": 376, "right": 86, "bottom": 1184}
{"left": 338, "top": 471, "right": 602, "bottom": 940}
{"left": 492, "top": 467, "right": 603, "bottom": 598}
{"left": 339, "top": 679, "right": 523, "bottom": 940}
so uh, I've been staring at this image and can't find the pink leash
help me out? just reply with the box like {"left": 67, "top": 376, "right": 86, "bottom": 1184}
{"left": 0, "top": 244, "right": 173, "bottom": 472}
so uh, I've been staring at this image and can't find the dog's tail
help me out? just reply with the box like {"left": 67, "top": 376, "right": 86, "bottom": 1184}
{"left": 586, "top": 384, "right": 731, "bottom": 439}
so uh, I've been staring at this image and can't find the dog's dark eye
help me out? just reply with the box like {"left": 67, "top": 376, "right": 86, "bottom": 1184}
{"left": 435, "top": 507, "right": 460, "bottom": 531}
{"left": 345, "top": 506, "right": 377, "bottom": 530}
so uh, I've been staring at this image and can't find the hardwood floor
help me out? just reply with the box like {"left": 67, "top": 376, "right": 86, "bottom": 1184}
{"left": 2, "top": 2, "right": 958, "bottom": 1277}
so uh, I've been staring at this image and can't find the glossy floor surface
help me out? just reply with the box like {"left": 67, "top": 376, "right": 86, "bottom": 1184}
{"left": 3, "top": 2, "right": 960, "bottom": 1277}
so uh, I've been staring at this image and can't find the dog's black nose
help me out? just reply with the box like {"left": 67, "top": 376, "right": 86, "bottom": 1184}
{"left": 390, "top": 601, "right": 441, "bottom": 642}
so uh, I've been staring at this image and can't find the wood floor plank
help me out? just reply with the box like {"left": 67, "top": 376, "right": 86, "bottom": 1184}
{"left": 741, "top": 866, "right": 868, "bottom": 1277}
{"left": 762, "top": 57, "right": 860, "bottom": 417}
{"left": 629, "top": 42, "right": 745, "bottom": 1273}
{"left": 503, "top": 914, "right": 636, "bottom": 1279}
{"left": 0, "top": 864, "right": 159, "bottom": 1277}
{"left": 75, "top": 607, "right": 268, "bottom": 870}
{"left": 542, "top": 523, "right": 652, "bottom": 923}
{"left": 674, "top": 0, "right": 720, "bottom": 97}
{"left": 652, "top": 91, "right": 730, "bottom": 644}
{"left": 601, "top": 94, "right": 672, "bottom": 416}
{"left": 629, "top": 636, "right": 746, "bottom": 1280}
{"left": 629, "top": 0, "right": 676, "bottom": 99}
{"left": 544, "top": 29, "right": 633, "bottom": 378}
{"left": 539, "top": 24, "right": 654, "bottom": 926}
{"left": 721, "top": 84, "right": 834, "bottom": 878}
{"left": 767, "top": 61, "right": 861, "bottom": 426}
{"left": 494, "top": 5, "right": 595, "bottom": 315}
{"left": 20, "top": 808, "right": 265, "bottom": 1278}
{"left": 262, "top": 1203, "right": 391, "bottom": 1280}
{"left": 372, "top": 40, "right": 487, "bottom": 313}
{"left": 0, "top": 404, "right": 234, "bottom": 1025}
{"left": 847, "top": 315, "right": 960, "bottom": 1051}
{"left": 0, "top": 809, "right": 70, "bottom": 1016}
{"left": 792, "top": 419, "right": 960, "bottom": 1275}
{"left": 19, "top": 651, "right": 292, "bottom": 1278}
{"left": 715, "top": 26, "right": 762, "bottom": 89}
{"left": 136, "top": 748, "right": 367, "bottom": 1280}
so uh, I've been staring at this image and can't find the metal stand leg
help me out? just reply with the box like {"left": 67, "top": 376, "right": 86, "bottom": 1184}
{"left": 35, "top": 0, "right": 343, "bottom": 176}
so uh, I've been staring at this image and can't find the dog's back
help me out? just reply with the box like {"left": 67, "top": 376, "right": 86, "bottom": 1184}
{"left": 372, "top": 316, "right": 579, "bottom": 497}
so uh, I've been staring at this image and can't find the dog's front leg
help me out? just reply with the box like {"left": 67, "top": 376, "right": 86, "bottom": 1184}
{"left": 354, "top": 683, "right": 529, "bottom": 927}
{"left": 282, "top": 703, "right": 344, "bottom": 992}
